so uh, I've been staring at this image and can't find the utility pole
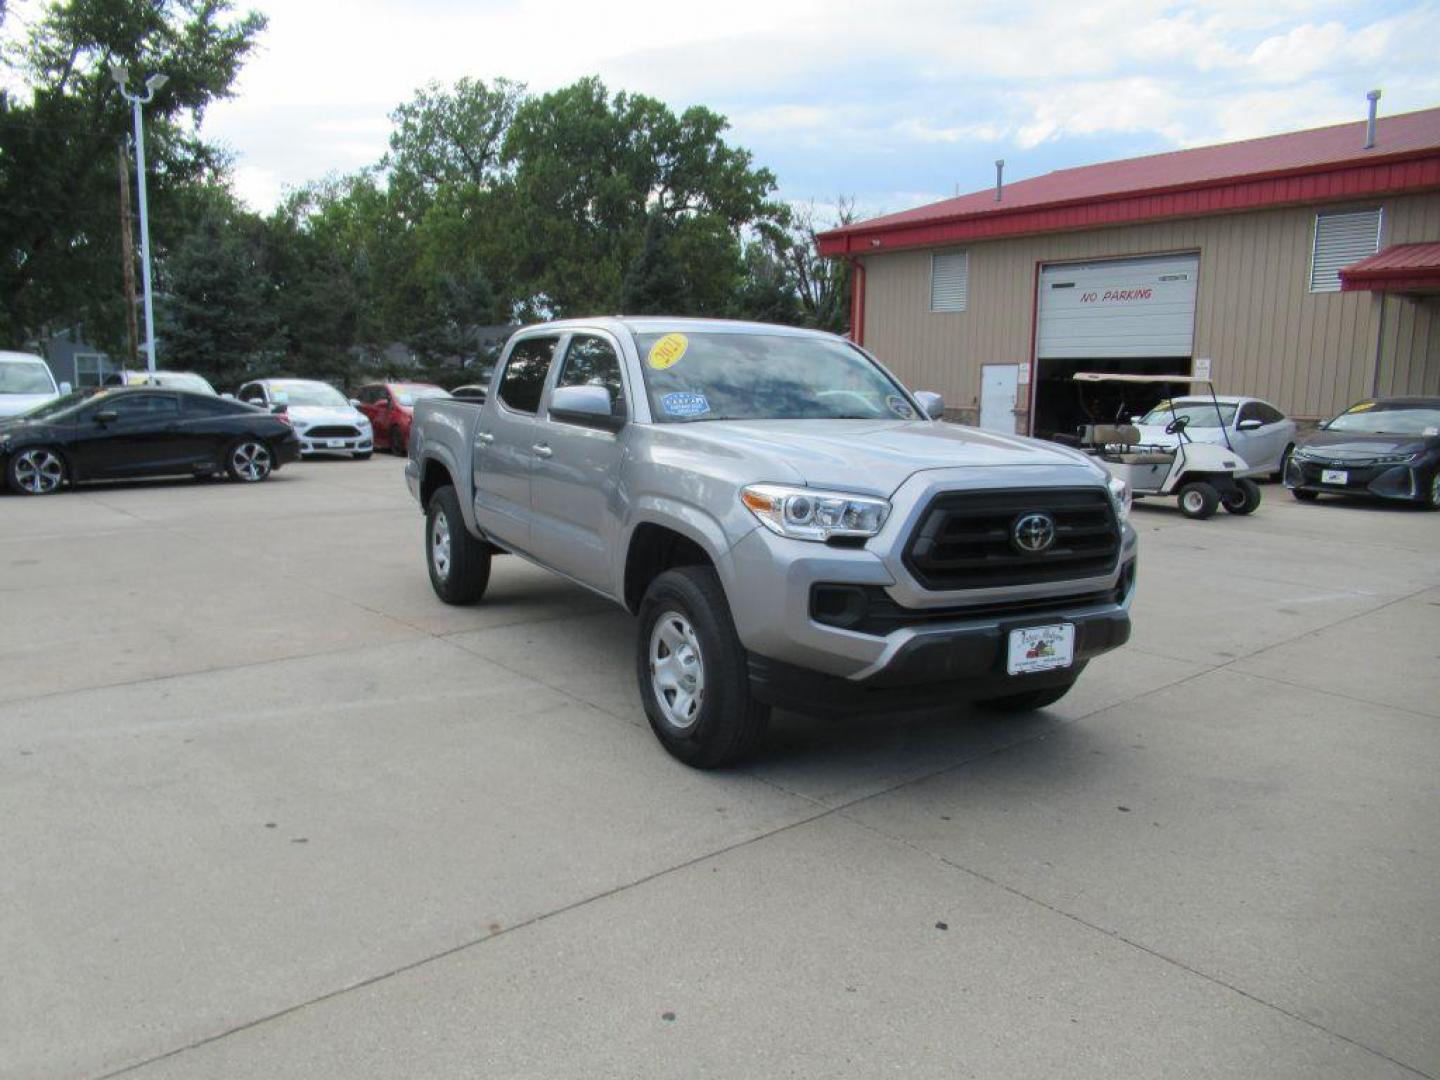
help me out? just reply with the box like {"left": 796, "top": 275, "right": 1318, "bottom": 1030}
{"left": 116, "top": 141, "right": 139, "bottom": 367}
{"left": 110, "top": 63, "right": 167, "bottom": 373}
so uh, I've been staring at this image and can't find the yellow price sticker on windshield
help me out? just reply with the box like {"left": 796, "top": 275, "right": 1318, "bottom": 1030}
{"left": 647, "top": 333, "right": 689, "bottom": 370}
{"left": 1346, "top": 401, "right": 1375, "bottom": 412}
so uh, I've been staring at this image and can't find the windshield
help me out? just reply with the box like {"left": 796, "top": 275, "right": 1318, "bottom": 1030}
{"left": 394, "top": 386, "right": 448, "bottom": 407}
{"left": 1138, "top": 399, "right": 1237, "bottom": 429}
{"left": 155, "top": 373, "right": 216, "bottom": 394}
{"left": 17, "top": 390, "right": 92, "bottom": 419}
{"left": 0, "top": 361, "right": 56, "bottom": 395}
{"left": 634, "top": 331, "right": 914, "bottom": 422}
{"left": 268, "top": 380, "right": 347, "bottom": 407}
{"left": 1326, "top": 402, "right": 1440, "bottom": 436}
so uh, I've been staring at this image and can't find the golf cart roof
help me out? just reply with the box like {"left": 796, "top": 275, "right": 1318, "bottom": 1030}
{"left": 1073, "top": 372, "right": 1215, "bottom": 386}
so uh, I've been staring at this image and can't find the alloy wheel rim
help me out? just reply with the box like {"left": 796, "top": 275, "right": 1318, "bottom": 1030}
{"left": 431, "top": 510, "right": 451, "bottom": 580}
{"left": 649, "top": 611, "right": 705, "bottom": 731}
{"left": 15, "top": 449, "right": 63, "bottom": 493}
{"left": 232, "top": 442, "right": 271, "bottom": 481}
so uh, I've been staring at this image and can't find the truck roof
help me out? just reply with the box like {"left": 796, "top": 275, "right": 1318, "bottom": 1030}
{"left": 514, "top": 316, "right": 844, "bottom": 341}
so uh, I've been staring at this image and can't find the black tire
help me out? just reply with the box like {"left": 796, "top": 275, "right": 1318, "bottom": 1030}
{"left": 1290, "top": 487, "right": 1319, "bottom": 502}
{"left": 5, "top": 445, "right": 67, "bottom": 495}
{"left": 353, "top": 451, "right": 373, "bottom": 461}
{"left": 390, "top": 425, "right": 406, "bottom": 457}
{"left": 223, "top": 438, "right": 274, "bottom": 483}
{"left": 1222, "top": 478, "right": 1262, "bottom": 515}
{"left": 425, "top": 485, "right": 490, "bottom": 604}
{"left": 978, "top": 674, "right": 1083, "bottom": 712}
{"left": 636, "top": 565, "right": 769, "bottom": 769}
{"left": 1274, "top": 444, "right": 1294, "bottom": 483}
{"left": 1177, "top": 481, "right": 1219, "bottom": 519}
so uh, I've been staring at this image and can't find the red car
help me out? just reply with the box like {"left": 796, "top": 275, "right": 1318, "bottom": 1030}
{"left": 353, "top": 382, "right": 450, "bottom": 455}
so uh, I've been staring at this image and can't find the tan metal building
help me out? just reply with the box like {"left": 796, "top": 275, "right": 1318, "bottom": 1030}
{"left": 818, "top": 107, "right": 1440, "bottom": 438}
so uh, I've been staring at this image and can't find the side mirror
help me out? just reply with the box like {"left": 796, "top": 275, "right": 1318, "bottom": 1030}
{"left": 913, "top": 391, "right": 945, "bottom": 419}
{"left": 270, "top": 403, "right": 288, "bottom": 415}
{"left": 1237, "top": 419, "right": 1262, "bottom": 431}
{"left": 1129, "top": 415, "right": 1142, "bottom": 424}
{"left": 59, "top": 381, "right": 72, "bottom": 394}
{"left": 93, "top": 410, "right": 118, "bottom": 425}
{"left": 549, "top": 384, "right": 623, "bottom": 431}
{"left": 348, "top": 398, "right": 362, "bottom": 408}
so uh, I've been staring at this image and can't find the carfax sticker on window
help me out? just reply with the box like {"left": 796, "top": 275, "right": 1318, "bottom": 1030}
{"left": 660, "top": 391, "right": 710, "bottom": 417}
{"left": 886, "top": 394, "right": 915, "bottom": 419}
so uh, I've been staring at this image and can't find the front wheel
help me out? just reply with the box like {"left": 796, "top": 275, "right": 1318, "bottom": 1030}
{"left": 390, "top": 425, "right": 406, "bottom": 457}
{"left": 224, "top": 439, "right": 273, "bottom": 483}
{"left": 1177, "top": 481, "right": 1219, "bottom": 519}
{"left": 1274, "top": 444, "right": 1295, "bottom": 482}
{"left": 1425, "top": 470, "right": 1440, "bottom": 511}
{"left": 6, "top": 446, "right": 66, "bottom": 495}
{"left": 1223, "top": 478, "right": 1262, "bottom": 515}
{"left": 636, "top": 565, "right": 769, "bottom": 769}
{"left": 1290, "top": 487, "right": 1319, "bottom": 502}
{"left": 425, "top": 485, "right": 490, "bottom": 604}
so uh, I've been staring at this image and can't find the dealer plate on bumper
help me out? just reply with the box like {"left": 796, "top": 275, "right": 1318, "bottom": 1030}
{"left": 1007, "top": 624, "right": 1075, "bottom": 675}
{"left": 1322, "top": 468, "right": 1349, "bottom": 485}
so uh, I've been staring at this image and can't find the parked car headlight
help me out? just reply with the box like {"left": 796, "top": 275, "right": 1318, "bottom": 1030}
{"left": 1373, "top": 451, "right": 1421, "bottom": 465}
{"left": 741, "top": 484, "right": 889, "bottom": 542}
{"left": 1108, "top": 476, "right": 1132, "bottom": 522}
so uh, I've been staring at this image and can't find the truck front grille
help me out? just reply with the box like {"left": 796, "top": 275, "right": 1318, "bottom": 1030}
{"left": 904, "top": 487, "right": 1120, "bottom": 590}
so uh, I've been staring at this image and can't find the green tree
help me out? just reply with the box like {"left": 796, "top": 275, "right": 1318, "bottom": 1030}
{"left": 0, "top": 0, "right": 265, "bottom": 348}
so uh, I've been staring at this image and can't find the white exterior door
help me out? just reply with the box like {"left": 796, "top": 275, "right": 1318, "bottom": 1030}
{"left": 1038, "top": 254, "right": 1200, "bottom": 359}
{"left": 979, "top": 364, "right": 1019, "bottom": 433}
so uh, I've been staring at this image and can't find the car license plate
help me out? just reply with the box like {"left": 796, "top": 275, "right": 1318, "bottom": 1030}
{"left": 1321, "top": 469, "right": 1348, "bottom": 485}
{"left": 1007, "top": 624, "right": 1075, "bottom": 676}
{"left": 326, "top": 439, "right": 346, "bottom": 448}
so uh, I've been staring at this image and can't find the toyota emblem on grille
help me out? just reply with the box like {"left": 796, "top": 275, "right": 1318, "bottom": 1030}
{"left": 1012, "top": 512, "right": 1056, "bottom": 554}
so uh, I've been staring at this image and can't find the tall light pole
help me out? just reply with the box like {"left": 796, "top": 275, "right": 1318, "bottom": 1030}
{"left": 110, "top": 63, "right": 168, "bottom": 373}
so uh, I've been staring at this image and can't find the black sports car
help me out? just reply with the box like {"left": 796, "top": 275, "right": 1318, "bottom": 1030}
{"left": 1284, "top": 396, "right": 1440, "bottom": 509}
{"left": 0, "top": 387, "right": 302, "bottom": 495}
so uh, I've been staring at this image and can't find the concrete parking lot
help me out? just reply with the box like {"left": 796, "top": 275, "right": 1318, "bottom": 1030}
{"left": 2, "top": 456, "right": 1437, "bottom": 1080}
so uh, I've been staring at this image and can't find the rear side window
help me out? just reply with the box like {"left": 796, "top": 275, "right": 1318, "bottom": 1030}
{"left": 498, "top": 337, "right": 559, "bottom": 414}
{"left": 184, "top": 394, "right": 241, "bottom": 417}
{"left": 104, "top": 393, "right": 180, "bottom": 419}
{"left": 555, "top": 335, "right": 626, "bottom": 415}
{"left": 1254, "top": 402, "right": 1285, "bottom": 424}
{"left": 239, "top": 384, "right": 266, "bottom": 404}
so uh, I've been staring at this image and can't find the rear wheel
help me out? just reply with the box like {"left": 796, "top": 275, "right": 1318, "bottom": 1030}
{"left": 425, "top": 485, "right": 490, "bottom": 604}
{"left": 224, "top": 439, "right": 273, "bottom": 483}
{"left": 637, "top": 565, "right": 769, "bottom": 769}
{"left": 1290, "top": 487, "right": 1319, "bottom": 502}
{"left": 1222, "top": 478, "right": 1262, "bottom": 515}
{"left": 1177, "top": 481, "right": 1219, "bottom": 519}
{"left": 6, "top": 446, "right": 66, "bottom": 495}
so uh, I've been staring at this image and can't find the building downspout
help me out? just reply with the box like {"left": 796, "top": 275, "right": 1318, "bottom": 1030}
{"left": 1370, "top": 291, "right": 1388, "bottom": 397}
{"left": 848, "top": 257, "right": 867, "bottom": 346}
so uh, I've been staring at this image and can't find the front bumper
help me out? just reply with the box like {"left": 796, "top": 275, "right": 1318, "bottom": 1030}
{"left": 1285, "top": 456, "right": 1429, "bottom": 503}
{"left": 298, "top": 434, "right": 372, "bottom": 455}
{"left": 717, "top": 467, "right": 1138, "bottom": 704}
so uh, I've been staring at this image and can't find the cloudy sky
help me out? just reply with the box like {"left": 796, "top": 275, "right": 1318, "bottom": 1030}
{"left": 148, "top": 0, "right": 1440, "bottom": 220}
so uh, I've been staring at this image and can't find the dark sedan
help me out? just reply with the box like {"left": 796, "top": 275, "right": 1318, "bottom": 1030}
{"left": 1, "top": 387, "right": 302, "bottom": 495}
{"left": 1285, "top": 396, "right": 1440, "bottom": 509}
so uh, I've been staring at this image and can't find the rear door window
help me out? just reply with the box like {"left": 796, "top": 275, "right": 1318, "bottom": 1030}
{"left": 497, "top": 337, "right": 559, "bottom": 414}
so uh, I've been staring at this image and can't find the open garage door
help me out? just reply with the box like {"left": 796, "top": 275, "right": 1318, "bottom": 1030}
{"left": 1032, "top": 253, "right": 1200, "bottom": 440}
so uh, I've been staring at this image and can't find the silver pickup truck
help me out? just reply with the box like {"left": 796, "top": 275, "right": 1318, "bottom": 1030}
{"left": 408, "top": 317, "right": 1136, "bottom": 767}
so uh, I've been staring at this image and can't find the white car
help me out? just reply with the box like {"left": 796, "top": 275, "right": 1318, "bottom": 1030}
{"left": 0, "top": 351, "right": 68, "bottom": 418}
{"left": 1131, "top": 394, "right": 1297, "bottom": 478}
{"left": 236, "top": 378, "right": 373, "bottom": 458}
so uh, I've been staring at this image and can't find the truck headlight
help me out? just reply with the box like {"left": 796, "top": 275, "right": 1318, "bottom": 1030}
{"left": 1108, "top": 476, "right": 1132, "bottom": 522}
{"left": 741, "top": 484, "right": 889, "bottom": 542}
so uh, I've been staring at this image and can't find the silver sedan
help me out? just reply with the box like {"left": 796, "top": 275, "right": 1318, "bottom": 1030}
{"left": 1131, "top": 395, "right": 1298, "bottom": 477}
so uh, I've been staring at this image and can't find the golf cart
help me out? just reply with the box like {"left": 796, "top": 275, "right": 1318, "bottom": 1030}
{"left": 1070, "top": 373, "right": 1261, "bottom": 519}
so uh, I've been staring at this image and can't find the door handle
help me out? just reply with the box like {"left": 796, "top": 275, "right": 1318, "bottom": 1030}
{"left": 531, "top": 443, "right": 553, "bottom": 459}
{"left": 476, "top": 431, "right": 494, "bottom": 445}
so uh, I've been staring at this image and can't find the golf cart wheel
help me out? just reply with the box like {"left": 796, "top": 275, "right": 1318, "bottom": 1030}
{"left": 1290, "top": 488, "right": 1319, "bottom": 502}
{"left": 1177, "top": 481, "right": 1219, "bottom": 519}
{"left": 1222, "top": 478, "right": 1262, "bottom": 515}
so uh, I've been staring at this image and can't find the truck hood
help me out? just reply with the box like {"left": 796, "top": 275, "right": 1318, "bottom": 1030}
{"left": 665, "top": 419, "right": 1095, "bottom": 496}
{"left": 0, "top": 392, "right": 58, "bottom": 418}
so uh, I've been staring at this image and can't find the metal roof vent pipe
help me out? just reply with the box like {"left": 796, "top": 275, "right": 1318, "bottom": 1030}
{"left": 995, "top": 159, "right": 1005, "bottom": 202}
{"left": 1364, "top": 89, "right": 1381, "bottom": 149}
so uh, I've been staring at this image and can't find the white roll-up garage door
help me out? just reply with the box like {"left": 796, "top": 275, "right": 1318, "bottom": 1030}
{"left": 1037, "top": 253, "right": 1199, "bottom": 359}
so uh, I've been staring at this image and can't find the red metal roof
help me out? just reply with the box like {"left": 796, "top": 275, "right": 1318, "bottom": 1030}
{"left": 819, "top": 107, "right": 1440, "bottom": 256}
{"left": 1339, "top": 242, "right": 1440, "bottom": 293}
